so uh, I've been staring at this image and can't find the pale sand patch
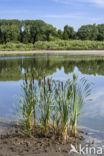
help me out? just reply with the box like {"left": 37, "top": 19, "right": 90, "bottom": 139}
{"left": 0, "top": 50, "right": 104, "bottom": 56}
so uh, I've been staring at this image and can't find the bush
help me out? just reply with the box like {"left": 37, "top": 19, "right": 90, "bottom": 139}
{"left": 0, "top": 40, "right": 104, "bottom": 51}
{"left": 34, "top": 40, "right": 104, "bottom": 50}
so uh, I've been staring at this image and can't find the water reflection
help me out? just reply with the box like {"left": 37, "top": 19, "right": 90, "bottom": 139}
{"left": 0, "top": 55, "right": 104, "bottom": 81}
{"left": 0, "top": 55, "right": 104, "bottom": 132}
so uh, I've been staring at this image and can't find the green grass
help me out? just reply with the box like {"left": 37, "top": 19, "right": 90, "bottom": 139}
{"left": 0, "top": 40, "right": 104, "bottom": 51}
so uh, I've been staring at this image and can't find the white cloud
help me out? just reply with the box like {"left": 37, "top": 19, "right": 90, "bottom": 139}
{"left": 44, "top": 14, "right": 80, "bottom": 18}
{"left": 90, "top": 0, "right": 104, "bottom": 5}
{"left": 91, "top": 17, "right": 104, "bottom": 22}
{"left": 53, "top": 0, "right": 104, "bottom": 7}
{"left": 0, "top": 10, "right": 27, "bottom": 14}
{"left": 43, "top": 14, "right": 104, "bottom": 23}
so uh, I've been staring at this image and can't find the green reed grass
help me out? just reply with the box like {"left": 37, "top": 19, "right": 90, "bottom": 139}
{"left": 16, "top": 73, "right": 37, "bottom": 135}
{"left": 70, "top": 74, "right": 93, "bottom": 136}
{"left": 16, "top": 73, "right": 93, "bottom": 139}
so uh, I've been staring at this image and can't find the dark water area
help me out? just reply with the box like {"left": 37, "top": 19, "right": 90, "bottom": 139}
{"left": 0, "top": 54, "right": 104, "bottom": 135}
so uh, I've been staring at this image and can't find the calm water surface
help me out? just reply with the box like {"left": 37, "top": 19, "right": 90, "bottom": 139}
{"left": 0, "top": 54, "right": 104, "bottom": 133}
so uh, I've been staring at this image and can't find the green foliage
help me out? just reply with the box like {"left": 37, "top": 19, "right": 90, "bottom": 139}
{"left": 97, "top": 24, "right": 104, "bottom": 41}
{"left": 0, "top": 20, "right": 57, "bottom": 44}
{"left": 63, "top": 25, "right": 76, "bottom": 40}
{"left": 0, "top": 20, "right": 104, "bottom": 44}
{"left": 38, "top": 78, "right": 53, "bottom": 134}
{"left": 0, "top": 42, "right": 34, "bottom": 51}
{"left": 77, "top": 24, "right": 98, "bottom": 40}
{"left": 33, "top": 40, "right": 104, "bottom": 50}
{"left": 54, "top": 80, "right": 72, "bottom": 139}
{"left": 16, "top": 73, "right": 37, "bottom": 135}
{"left": 70, "top": 74, "right": 92, "bottom": 136}
{"left": 63, "top": 32, "right": 69, "bottom": 40}
{"left": 0, "top": 40, "right": 104, "bottom": 51}
{"left": 49, "top": 34, "right": 60, "bottom": 41}
{"left": 57, "top": 29, "right": 63, "bottom": 39}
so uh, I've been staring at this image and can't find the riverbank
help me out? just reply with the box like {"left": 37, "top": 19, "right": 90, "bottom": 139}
{"left": 0, "top": 119, "right": 104, "bottom": 156}
{"left": 0, "top": 119, "right": 83, "bottom": 156}
{"left": 0, "top": 50, "right": 104, "bottom": 56}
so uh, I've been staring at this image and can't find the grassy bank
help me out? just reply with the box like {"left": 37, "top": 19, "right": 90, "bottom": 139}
{"left": 0, "top": 40, "right": 104, "bottom": 51}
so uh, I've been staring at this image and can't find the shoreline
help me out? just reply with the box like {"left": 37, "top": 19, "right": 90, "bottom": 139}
{"left": 0, "top": 118, "right": 103, "bottom": 144}
{"left": 0, "top": 119, "right": 103, "bottom": 156}
{"left": 0, "top": 50, "right": 104, "bottom": 56}
{"left": 0, "top": 119, "right": 83, "bottom": 156}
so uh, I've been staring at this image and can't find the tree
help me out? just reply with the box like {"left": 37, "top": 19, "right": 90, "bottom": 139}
{"left": 57, "top": 29, "right": 63, "bottom": 39}
{"left": 77, "top": 24, "right": 98, "bottom": 40}
{"left": 0, "top": 20, "right": 21, "bottom": 43}
{"left": 63, "top": 25, "right": 76, "bottom": 40}
{"left": 0, "top": 20, "right": 104, "bottom": 43}
{"left": 0, "top": 20, "right": 57, "bottom": 44}
{"left": 97, "top": 24, "right": 104, "bottom": 41}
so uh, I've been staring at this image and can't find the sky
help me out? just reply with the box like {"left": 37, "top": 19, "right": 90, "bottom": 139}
{"left": 0, "top": 0, "right": 104, "bottom": 30}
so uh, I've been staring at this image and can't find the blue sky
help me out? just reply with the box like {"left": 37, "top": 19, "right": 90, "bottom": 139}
{"left": 0, "top": 0, "right": 104, "bottom": 30}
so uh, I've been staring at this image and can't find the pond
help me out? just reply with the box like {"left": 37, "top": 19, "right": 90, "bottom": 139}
{"left": 0, "top": 54, "right": 104, "bottom": 134}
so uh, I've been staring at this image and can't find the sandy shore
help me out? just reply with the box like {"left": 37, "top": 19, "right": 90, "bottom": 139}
{"left": 0, "top": 50, "right": 104, "bottom": 56}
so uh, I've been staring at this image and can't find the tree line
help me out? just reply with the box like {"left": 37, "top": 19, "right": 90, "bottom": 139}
{"left": 0, "top": 19, "right": 104, "bottom": 44}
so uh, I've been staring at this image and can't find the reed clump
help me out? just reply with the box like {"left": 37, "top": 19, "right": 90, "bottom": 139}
{"left": 17, "top": 73, "right": 92, "bottom": 140}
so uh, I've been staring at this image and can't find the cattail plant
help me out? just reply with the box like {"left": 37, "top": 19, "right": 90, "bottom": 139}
{"left": 17, "top": 72, "right": 37, "bottom": 134}
{"left": 31, "top": 72, "right": 37, "bottom": 126}
{"left": 49, "top": 80, "right": 60, "bottom": 133}
{"left": 54, "top": 80, "right": 71, "bottom": 140}
{"left": 16, "top": 72, "right": 93, "bottom": 139}
{"left": 38, "top": 78, "right": 53, "bottom": 134}
{"left": 70, "top": 74, "right": 92, "bottom": 136}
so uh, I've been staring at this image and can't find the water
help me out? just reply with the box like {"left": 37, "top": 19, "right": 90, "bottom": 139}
{"left": 0, "top": 54, "right": 104, "bottom": 134}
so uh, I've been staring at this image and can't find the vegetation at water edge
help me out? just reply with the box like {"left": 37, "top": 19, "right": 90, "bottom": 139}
{"left": 0, "top": 20, "right": 104, "bottom": 51}
{"left": 0, "top": 40, "right": 104, "bottom": 51}
{"left": 16, "top": 72, "right": 92, "bottom": 140}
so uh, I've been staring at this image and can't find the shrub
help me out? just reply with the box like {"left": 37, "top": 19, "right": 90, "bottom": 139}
{"left": 0, "top": 40, "right": 104, "bottom": 51}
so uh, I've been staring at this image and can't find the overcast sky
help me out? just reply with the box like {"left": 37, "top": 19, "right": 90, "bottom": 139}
{"left": 0, "top": 0, "right": 104, "bottom": 30}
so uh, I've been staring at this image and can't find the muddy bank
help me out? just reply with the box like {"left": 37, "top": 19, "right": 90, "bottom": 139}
{"left": 0, "top": 120, "right": 84, "bottom": 156}
{"left": 1, "top": 119, "right": 104, "bottom": 156}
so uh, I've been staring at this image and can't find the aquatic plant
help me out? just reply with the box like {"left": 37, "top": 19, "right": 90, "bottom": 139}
{"left": 53, "top": 80, "right": 72, "bottom": 140}
{"left": 70, "top": 74, "right": 92, "bottom": 136}
{"left": 17, "top": 72, "right": 37, "bottom": 134}
{"left": 17, "top": 72, "right": 92, "bottom": 139}
{"left": 38, "top": 78, "right": 52, "bottom": 134}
